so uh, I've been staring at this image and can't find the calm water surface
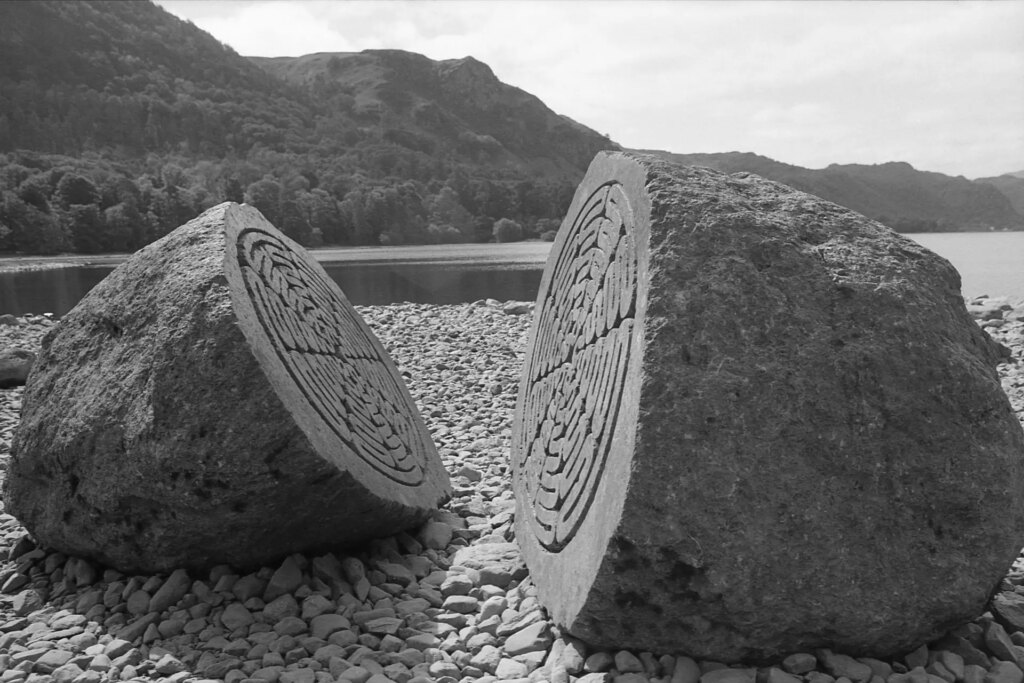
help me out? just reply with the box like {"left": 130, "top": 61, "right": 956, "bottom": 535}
{"left": 906, "top": 232, "right": 1023, "bottom": 301}
{"left": 0, "top": 243, "right": 552, "bottom": 317}
{"left": 0, "top": 233, "right": 1019, "bottom": 317}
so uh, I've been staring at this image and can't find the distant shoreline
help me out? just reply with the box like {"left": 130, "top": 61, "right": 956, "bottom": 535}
{"left": 0, "top": 241, "right": 554, "bottom": 274}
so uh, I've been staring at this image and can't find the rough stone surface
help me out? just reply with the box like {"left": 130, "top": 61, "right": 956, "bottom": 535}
{"left": 819, "top": 650, "right": 873, "bottom": 683}
{"left": 993, "top": 593, "right": 1024, "bottom": 633}
{"left": 784, "top": 654, "right": 820, "bottom": 675}
{"left": 0, "top": 347, "right": 34, "bottom": 388}
{"left": 451, "top": 542, "right": 527, "bottom": 586}
{"left": 987, "top": 661, "right": 1024, "bottom": 683}
{"left": 512, "top": 151, "right": 1024, "bottom": 662}
{"left": 3, "top": 202, "right": 451, "bottom": 572}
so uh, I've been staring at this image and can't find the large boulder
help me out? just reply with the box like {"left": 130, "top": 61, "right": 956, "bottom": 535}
{"left": 4, "top": 202, "right": 451, "bottom": 573}
{"left": 512, "top": 151, "right": 1024, "bottom": 662}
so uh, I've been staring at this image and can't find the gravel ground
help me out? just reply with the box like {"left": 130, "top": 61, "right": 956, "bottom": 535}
{"left": 0, "top": 298, "right": 1022, "bottom": 683}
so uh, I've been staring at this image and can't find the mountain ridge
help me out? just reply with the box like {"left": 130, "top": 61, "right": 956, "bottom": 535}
{"left": 249, "top": 49, "right": 615, "bottom": 177}
{"left": 976, "top": 173, "right": 1024, "bottom": 217}
{"left": 635, "top": 150, "right": 1024, "bottom": 232}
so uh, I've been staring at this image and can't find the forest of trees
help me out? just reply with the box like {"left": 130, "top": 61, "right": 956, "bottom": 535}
{"left": 0, "top": 149, "right": 572, "bottom": 254}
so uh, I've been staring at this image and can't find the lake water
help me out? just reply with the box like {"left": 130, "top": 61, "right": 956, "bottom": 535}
{"left": 906, "top": 232, "right": 1023, "bottom": 302}
{"left": 0, "top": 243, "right": 552, "bottom": 317}
{"left": 0, "top": 233, "right": 1020, "bottom": 317}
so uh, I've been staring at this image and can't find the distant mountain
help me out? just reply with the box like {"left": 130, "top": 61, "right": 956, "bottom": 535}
{"left": 251, "top": 51, "right": 613, "bottom": 178}
{"left": 0, "top": 1, "right": 615, "bottom": 254}
{"left": 0, "top": 0, "right": 311, "bottom": 156}
{"left": 0, "top": 2, "right": 612, "bottom": 176}
{"left": 636, "top": 151, "right": 1024, "bottom": 233}
{"left": 976, "top": 174, "right": 1024, "bottom": 217}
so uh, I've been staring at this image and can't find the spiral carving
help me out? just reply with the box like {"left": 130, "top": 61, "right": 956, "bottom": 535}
{"left": 517, "top": 182, "right": 638, "bottom": 551}
{"left": 235, "top": 228, "right": 425, "bottom": 486}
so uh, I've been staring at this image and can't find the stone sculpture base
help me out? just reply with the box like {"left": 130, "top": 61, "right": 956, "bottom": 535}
{"left": 512, "top": 151, "right": 1024, "bottom": 662}
{"left": 4, "top": 202, "right": 451, "bottom": 573}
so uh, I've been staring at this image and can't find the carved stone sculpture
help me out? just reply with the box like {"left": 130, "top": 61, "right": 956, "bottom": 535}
{"left": 5, "top": 202, "right": 451, "bottom": 572}
{"left": 512, "top": 151, "right": 1024, "bottom": 661}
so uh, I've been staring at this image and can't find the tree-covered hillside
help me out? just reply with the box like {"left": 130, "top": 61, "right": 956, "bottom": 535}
{"left": 976, "top": 174, "right": 1024, "bottom": 218}
{"left": 0, "top": 0, "right": 615, "bottom": 254}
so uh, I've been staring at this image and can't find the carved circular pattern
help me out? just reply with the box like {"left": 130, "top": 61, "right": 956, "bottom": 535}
{"left": 235, "top": 228, "right": 425, "bottom": 486}
{"left": 517, "top": 182, "right": 638, "bottom": 551}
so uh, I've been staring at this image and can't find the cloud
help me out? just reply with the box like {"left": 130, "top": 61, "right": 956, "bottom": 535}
{"left": 161, "top": 1, "right": 345, "bottom": 56}
{"left": 156, "top": 0, "right": 1024, "bottom": 177}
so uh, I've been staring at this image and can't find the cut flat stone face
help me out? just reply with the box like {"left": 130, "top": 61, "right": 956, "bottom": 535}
{"left": 512, "top": 151, "right": 1024, "bottom": 662}
{"left": 4, "top": 202, "right": 451, "bottom": 573}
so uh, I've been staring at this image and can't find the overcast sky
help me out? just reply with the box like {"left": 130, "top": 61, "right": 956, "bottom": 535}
{"left": 156, "top": 1, "right": 1023, "bottom": 179}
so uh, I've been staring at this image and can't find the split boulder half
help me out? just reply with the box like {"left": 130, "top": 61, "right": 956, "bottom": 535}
{"left": 511, "top": 151, "right": 1024, "bottom": 662}
{"left": 4, "top": 202, "right": 451, "bottom": 573}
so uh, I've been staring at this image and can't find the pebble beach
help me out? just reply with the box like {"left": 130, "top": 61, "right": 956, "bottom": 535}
{"left": 0, "top": 297, "right": 1022, "bottom": 683}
